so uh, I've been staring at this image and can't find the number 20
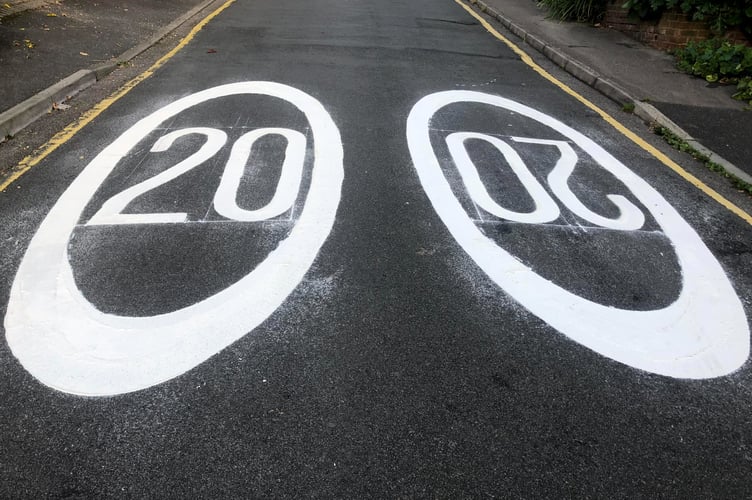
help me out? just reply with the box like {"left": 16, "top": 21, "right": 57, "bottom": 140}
{"left": 88, "top": 127, "right": 306, "bottom": 225}
{"left": 5, "top": 82, "right": 344, "bottom": 396}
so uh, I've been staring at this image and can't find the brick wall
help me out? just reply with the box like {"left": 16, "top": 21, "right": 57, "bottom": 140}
{"left": 604, "top": 1, "right": 749, "bottom": 50}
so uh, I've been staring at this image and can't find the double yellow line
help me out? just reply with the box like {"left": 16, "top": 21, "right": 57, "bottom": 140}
{"left": 455, "top": 0, "right": 751, "bottom": 225}
{"left": 0, "top": 0, "right": 236, "bottom": 193}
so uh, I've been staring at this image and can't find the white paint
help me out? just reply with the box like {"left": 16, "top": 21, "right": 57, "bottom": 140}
{"left": 407, "top": 90, "right": 749, "bottom": 379}
{"left": 88, "top": 127, "right": 228, "bottom": 225}
{"left": 512, "top": 137, "right": 645, "bottom": 230}
{"left": 4, "top": 82, "right": 344, "bottom": 396}
{"left": 446, "top": 132, "right": 560, "bottom": 224}
{"left": 214, "top": 128, "right": 305, "bottom": 221}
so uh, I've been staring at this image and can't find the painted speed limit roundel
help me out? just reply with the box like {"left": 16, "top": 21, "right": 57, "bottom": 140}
{"left": 4, "top": 82, "right": 344, "bottom": 396}
{"left": 407, "top": 90, "right": 749, "bottom": 379}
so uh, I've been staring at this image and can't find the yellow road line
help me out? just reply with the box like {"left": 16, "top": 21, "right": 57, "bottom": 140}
{"left": 0, "top": 0, "right": 236, "bottom": 193}
{"left": 456, "top": 0, "right": 752, "bottom": 225}
{"left": 3, "top": 0, "right": 749, "bottom": 227}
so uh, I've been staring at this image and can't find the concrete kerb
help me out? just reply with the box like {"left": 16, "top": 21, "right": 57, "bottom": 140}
{"left": 0, "top": 0, "right": 217, "bottom": 144}
{"left": 632, "top": 100, "right": 752, "bottom": 182}
{"left": 466, "top": 0, "right": 752, "bottom": 186}
{"left": 593, "top": 77, "right": 632, "bottom": 104}
{"left": 0, "top": 70, "right": 95, "bottom": 140}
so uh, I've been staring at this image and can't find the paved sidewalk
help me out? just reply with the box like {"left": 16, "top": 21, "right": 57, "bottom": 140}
{"left": 0, "top": 0, "right": 47, "bottom": 19}
{"left": 472, "top": 0, "right": 752, "bottom": 181}
{"left": 0, "top": 0, "right": 209, "bottom": 139}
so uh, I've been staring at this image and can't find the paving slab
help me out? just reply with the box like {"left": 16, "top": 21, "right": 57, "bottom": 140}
{"left": 0, "top": 0, "right": 206, "bottom": 113}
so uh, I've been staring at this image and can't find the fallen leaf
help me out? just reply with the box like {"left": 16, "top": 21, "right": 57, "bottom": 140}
{"left": 3, "top": 3, "right": 10, "bottom": 8}
{"left": 80, "top": 51, "right": 89, "bottom": 56}
{"left": 24, "top": 39, "right": 35, "bottom": 49}
{"left": 207, "top": 48, "right": 217, "bottom": 53}
{"left": 46, "top": 12, "right": 57, "bottom": 17}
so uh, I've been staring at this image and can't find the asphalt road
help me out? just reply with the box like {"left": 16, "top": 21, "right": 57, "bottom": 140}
{"left": 1, "top": 0, "right": 752, "bottom": 497}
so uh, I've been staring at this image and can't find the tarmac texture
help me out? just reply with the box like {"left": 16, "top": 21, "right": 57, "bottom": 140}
{"left": 0, "top": 0, "right": 751, "bottom": 498}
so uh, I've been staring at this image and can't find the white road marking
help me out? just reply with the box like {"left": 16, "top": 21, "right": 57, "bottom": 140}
{"left": 512, "top": 137, "right": 646, "bottom": 230}
{"left": 446, "top": 132, "right": 560, "bottom": 224}
{"left": 88, "top": 127, "right": 228, "bottom": 225}
{"left": 4, "top": 82, "right": 344, "bottom": 396}
{"left": 214, "top": 128, "right": 306, "bottom": 222}
{"left": 407, "top": 90, "right": 749, "bottom": 379}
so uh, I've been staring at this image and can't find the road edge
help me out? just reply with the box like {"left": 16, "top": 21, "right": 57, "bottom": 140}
{"left": 466, "top": 0, "right": 752, "bottom": 186}
{"left": 0, "top": 0, "right": 217, "bottom": 142}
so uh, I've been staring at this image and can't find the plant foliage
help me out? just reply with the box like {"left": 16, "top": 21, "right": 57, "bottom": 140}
{"left": 734, "top": 75, "right": 752, "bottom": 103}
{"left": 539, "top": 0, "right": 609, "bottom": 22}
{"left": 674, "top": 39, "right": 752, "bottom": 104}
{"left": 655, "top": 125, "right": 752, "bottom": 194}
{"left": 675, "top": 39, "right": 752, "bottom": 78}
{"left": 622, "top": 0, "right": 752, "bottom": 37}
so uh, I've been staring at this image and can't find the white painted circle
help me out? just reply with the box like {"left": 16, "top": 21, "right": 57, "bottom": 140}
{"left": 407, "top": 90, "right": 748, "bottom": 379}
{"left": 5, "top": 82, "right": 344, "bottom": 396}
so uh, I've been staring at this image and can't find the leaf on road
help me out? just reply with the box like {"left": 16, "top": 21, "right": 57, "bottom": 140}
{"left": 80, "top": 51, "right": 89, "bottom": 56}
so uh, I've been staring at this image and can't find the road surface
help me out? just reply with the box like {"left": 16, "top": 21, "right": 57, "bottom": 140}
{"left": 1, "top": 0, "right": 751, "bottom": 496}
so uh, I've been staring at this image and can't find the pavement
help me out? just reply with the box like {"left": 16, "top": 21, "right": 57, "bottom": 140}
{"left": 472, "top": 0, "right": 752, "bottom": 182}
{"left": 5, "top": 0, "right": 749, "bottom": 184}
{"left": 0, "top": 0, "right": 212, "bottom": 141}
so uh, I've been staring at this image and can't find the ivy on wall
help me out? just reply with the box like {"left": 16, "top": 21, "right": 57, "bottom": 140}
{"left": 622, "top": 0, "right": 752, "bottom": 38}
